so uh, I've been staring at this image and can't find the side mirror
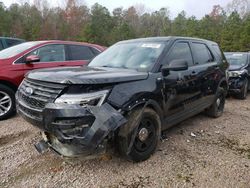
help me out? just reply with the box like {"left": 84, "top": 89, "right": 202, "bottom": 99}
{"left": 161, "top": 59, "right": 188, "bottom": 77}
{"left": 26, "top": 55, "right": 40, "bottom": 64}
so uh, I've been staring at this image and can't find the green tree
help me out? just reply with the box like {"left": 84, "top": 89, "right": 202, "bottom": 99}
{"left": 171, "top": 11, "right": 188, "bottom": 36}
{"left": 221, "top": 11, "right": 243, "bottom": 51}
{"left": 84, "top": 3, "right": 114, "bottom": 45}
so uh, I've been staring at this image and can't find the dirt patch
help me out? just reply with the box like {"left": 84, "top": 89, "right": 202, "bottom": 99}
{"left": 217, "top": 136, "right": 250, "bottom": 159}
{"left": 0, "top": 130, "right": 31, "bottom": 147}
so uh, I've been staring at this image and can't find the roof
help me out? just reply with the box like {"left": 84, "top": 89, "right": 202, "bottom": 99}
{"left": 118, "top": 36, "right": 217, "bottom": 45}
{"left": 23, "top": 40, "right": 106, "bottom": 50}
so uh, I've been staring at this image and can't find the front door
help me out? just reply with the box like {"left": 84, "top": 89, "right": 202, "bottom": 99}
{"left": 23, "top": 44, "right": 87, "bottom": 75}
{"left": 162, "top": 41, "right": 199, "bottom": 126}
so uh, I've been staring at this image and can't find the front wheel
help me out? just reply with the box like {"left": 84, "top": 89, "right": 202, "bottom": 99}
{"left": 117, "top": 108, "right": 161, "bottom": 162}
{"left": 0, "top": 84, "right": 16, "bottom": 120}
{"left": 205, "top": 87, "right": 226, "bottom": 118}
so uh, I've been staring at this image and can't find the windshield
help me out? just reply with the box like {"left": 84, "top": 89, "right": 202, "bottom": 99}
{"left": 0, "top": 41, "right": 42, "bottom": 59}
{"left": 88, "top": 41, "right": 167, "bottom": 71}
{"left": 225, "top": 53, "right": 248, "bottom": 67}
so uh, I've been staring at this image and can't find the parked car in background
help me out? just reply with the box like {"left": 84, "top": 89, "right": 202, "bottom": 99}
{"left": 16, "top": 37, "right": 228, "bottom": 162}
{"left": 0, "top": 37, "right": 25, "bottom": 50}
{"left": 225, "top": 52, "right": 250, "bottom": 99}
{"left": 0, "top": 40, "right": 105, "bottom": 120}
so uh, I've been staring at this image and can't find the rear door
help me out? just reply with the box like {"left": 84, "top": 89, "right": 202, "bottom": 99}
{"left": 190, "top": 41, "right": 218, "bottom": 104}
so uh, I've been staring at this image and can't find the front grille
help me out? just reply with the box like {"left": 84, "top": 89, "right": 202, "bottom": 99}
{"left": 18, "top": 102, "right": 43, "bottom": 120}
{"left": 18, "top": 79, "right": 65, "bottom": 110}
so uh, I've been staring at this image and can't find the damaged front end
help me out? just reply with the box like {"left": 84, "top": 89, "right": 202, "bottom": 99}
{"left": 21, "top": 102, "right": 127, "bottom": 157}
{"left": 16, "top": 79, "right": 127, "bottom": 158}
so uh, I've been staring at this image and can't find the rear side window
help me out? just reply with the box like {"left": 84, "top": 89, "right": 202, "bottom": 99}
{"left": 167, "top": 42, "right": 193, "bottom": 66}
{"left": 68, "top": 45, "right": 95, "bottom": 61}
{"left": 0, "top": 41, "right": 3, "bottom": 50}
{"left": 212, "top": 44, "right": 226, "bottom": 62}
{"left": 192, "top": 43, "right": 213, "bottom": 64}
{"left": 90, "top": 47, "right": 101, "bottom": 55}
{"left": 6, "top": 39, "right": 21, "bottom": 47}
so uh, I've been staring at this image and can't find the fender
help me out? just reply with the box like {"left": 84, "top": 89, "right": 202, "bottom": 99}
{"left": 123, "top": 98, "right": 164, "bottom": 123}
{"left": 0, "top": 79, "right": 18, "bottom": 91}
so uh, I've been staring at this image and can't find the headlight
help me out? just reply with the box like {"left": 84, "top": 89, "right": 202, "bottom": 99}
{"left": 228, "top": 70, "right": 246, "bottom": 77}
{"left": 55, "top": 90, "right": 109, "bottom": 106}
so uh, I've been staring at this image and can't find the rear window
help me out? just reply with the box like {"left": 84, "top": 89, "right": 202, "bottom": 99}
{"left": 68, "top": 45, "right": 95, "bottom": 61}
{"left": 6, "top": 39, "right": 22, "bottom": 47}
{"left": 0, "top": 42, "right": 41, "bottom": 59}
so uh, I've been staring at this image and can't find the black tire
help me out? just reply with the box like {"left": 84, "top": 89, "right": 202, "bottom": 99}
{"left": 236, "top": 78, "right": 248, "bottom": 100}
{"left": 117, "top": 108, "right": 161, "bottom": 162}
{"left": 0, "top": 84, "right": 16, "bottom": 120}
{"left": 205, "top": 87, "right": 226, "bottom": 118}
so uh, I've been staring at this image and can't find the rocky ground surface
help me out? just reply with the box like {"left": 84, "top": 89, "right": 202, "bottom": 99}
{"left": 0, "top": 96, "right": 250, "bottom": 188}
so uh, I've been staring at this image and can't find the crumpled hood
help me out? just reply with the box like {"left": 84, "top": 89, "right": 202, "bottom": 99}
{"left": 26, "top": 66, "right": 149, "bottom": 84}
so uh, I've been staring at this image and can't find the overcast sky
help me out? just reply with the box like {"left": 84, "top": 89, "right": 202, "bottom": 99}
{"left": 1, "top": 0, "right": 229, "bottom": 18}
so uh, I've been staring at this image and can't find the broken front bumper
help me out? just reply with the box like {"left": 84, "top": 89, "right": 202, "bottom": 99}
{"left": 17, "top": 101, "right": 127, "bottom": 157}
{"left": 228, "top": 77, "right": 245, "bottom": 93}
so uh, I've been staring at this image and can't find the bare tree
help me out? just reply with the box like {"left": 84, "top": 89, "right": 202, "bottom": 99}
{"left": 227, "top": 0, "right": 250, "bottom": 17}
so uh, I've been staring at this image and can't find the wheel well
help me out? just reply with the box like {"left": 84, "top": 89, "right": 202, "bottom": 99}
{"left": 219, "top": 80, "right": 228, "bottom": 91}
{"left": 129, "top": 101, "right": 163, "bottom": 123}
{"left": 0, "top": 80, "right": 18, "bottom": 92}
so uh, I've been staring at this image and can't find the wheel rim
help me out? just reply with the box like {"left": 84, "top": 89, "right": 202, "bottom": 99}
{"left": 134, "top": 118, "right": 156, "bottom": 153}
{"left": 0, "top": 91, "right": 12, "bottom": 117}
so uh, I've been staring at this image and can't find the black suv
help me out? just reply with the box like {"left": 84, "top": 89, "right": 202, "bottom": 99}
{"left": 16, "top": 37, "right": 228, "bottom": 162}
{"left": 225, "top": 52, "right": 250, "bottom": 99}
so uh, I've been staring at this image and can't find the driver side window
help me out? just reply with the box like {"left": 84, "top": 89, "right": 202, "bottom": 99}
{"left": 28, "top": 44, "right": 66, "bottom": 63}
{"left": 168, "top": 42, "right": 193, "bottom": 66}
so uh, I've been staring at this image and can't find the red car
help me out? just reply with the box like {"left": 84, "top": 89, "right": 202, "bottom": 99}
{"left": 0, "top": 40, "right": 105, "bottom": 120}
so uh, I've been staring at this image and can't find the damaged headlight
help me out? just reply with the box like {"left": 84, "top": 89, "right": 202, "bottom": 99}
{"left": 55, "top": 90, "right": 109, "bottom": 106}
{"left": 228, "top": 70, "right": 247, "bottom": 77}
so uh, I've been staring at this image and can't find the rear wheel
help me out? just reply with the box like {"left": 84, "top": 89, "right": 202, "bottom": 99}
{"left": 0, "top": 84, "right": 16, "bottom": 120}
{"left": 205, "top": 87, "right": 225, "bottom": 118}
{"left": 236, "top": 78, "right": 248, "bottom": 100}
{"left": 117, "top": 108, "right": 161, "bottom": 162}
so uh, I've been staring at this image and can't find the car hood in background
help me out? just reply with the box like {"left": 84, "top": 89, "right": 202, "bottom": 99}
{"left": 26, "top": 66, "right": 149, "bottom": 84}
{"left": 228, "top": 64, "right": 246, "bottom": 71}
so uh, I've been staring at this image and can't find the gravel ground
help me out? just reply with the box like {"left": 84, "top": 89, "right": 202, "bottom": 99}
{"left": 0, "top": 96, "right": 250, "bottom": 188}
